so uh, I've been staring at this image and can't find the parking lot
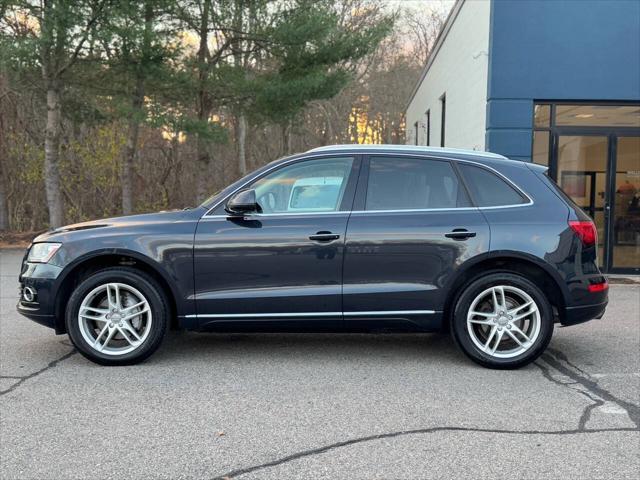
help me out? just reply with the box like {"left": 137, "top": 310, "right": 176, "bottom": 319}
{"left": 1, "top": 248, "right": 639, "bottom": 479}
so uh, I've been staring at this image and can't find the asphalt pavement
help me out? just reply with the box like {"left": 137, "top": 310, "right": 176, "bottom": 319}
{"left": 1, "top": 248, "right": 639, "bottom": 479}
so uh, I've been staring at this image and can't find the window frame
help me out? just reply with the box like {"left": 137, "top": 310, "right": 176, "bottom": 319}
{"left": 202, "top": 152, "right": 534, "bottom": 218}
{"left": 425, "top": 109, "right": 431, "bottom": 146}
{"left": 439, "top": 93, "right": 446, "bottom": 147}
{"left": 351, "top": 154, "right": 533, "bottom": 213}
{"left": 203, "top": 155, "right": 362, "bottom": 217}
{"left": 362, "top": 155, "right": 470, "bottom": 212}
{"left": 456, "top": 162, "right": 531, "bottom": 208}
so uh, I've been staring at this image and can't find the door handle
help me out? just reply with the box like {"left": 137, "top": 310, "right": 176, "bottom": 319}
{"left": 445, "top": 228, "right": 476, "bottom": 240}
{"left": 309, "top": 231, "right": 340, "bottom": 242}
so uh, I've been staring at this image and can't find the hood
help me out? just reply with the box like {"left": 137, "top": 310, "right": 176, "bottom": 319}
{"left": 33, "top": 209, "right": 201, "bottom": 243}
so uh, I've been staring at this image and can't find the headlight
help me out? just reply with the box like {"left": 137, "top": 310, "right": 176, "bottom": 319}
{"left": 27, "top": 243, "right": 62, "bottom": 263}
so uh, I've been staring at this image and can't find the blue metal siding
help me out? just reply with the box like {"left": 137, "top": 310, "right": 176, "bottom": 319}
{"left": 486, "top": 0, "right": 640, "bottom": 160}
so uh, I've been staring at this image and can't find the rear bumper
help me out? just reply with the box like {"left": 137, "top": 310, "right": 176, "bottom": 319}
{"left": 560, "top": 301, "right": 608, "bottom": 326}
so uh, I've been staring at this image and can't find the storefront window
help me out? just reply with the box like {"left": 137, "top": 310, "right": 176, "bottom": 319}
{"left": 531, "top": 102, "right": 640, "bottom": 272}
{"left": 532, "top": 131, "right": 550, "bottom": 166}
{"left": 556, "top": 105, "right": 640, "bottom": 127}
{"left": 533, "top": 104, "right": 551, "bottom": 128}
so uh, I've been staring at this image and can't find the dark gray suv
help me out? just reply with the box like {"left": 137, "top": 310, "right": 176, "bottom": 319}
{"left": 18, "top": 145, "right": 608, "bottom": 368}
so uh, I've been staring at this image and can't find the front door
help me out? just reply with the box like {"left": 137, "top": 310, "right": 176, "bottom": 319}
{"left": 193, "top": 156, "right": 359, "bottom": 329}
{"left": 556, "top": 134, "right": 640, "bottom": 273}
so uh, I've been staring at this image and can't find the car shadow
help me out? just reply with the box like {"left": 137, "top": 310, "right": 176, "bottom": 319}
{"left": 149, "top": 330, "right": 470, "bottom": 366}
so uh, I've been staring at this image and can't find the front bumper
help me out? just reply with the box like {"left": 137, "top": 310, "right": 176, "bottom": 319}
{"left": 17, "top": 262, "right": 63, "bottom": 333}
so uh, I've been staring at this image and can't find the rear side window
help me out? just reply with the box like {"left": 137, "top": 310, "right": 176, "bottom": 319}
{"left": 458, "top": 164, "right": 527, "bottom": 207}
{"left": 365, "top": 157, "right": 471, "bottom": 210}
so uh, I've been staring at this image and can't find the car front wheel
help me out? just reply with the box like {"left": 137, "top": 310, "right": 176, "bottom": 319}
{"left": 451, "top": 272, "right": 554, "bottom": 369}
{"left": 66, "top": 267, "right": 169, "bottom": 366}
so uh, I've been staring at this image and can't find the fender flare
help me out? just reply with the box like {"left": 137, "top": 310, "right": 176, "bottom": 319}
{"left": 52, "top": 248, "right": 185, "bottom": 325}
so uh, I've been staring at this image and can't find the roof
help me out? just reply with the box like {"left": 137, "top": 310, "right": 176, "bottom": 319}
{"left": 307, "top": 144, "right": 508, "bottom": 160}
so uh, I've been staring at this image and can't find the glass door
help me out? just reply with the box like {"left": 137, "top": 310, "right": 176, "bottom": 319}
{"left": 535, "top": 103, "right": 640, "bottom": 273}
{"left": 610, "top": 136, "right": 640, "bottom": 273}
{"left": 556, "top": 134, "right": 640, "bottom": 273}
{"left": 556, "top": 135, "right": 609, "bottom": 267}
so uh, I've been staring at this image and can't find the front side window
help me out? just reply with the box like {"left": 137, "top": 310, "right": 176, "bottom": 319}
{"left": 365, "top": 156, "right": 470, "bottom": 211}
{"left": 251, "top": 157, "right": 354, "bottom": 214}
{"left": 458, "top": 163, "right": 527, "bottom": 207}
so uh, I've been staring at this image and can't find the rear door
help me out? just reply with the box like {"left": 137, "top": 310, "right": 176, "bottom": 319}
{"left": 342, "top": 154, "right": 490, "bottom": 330}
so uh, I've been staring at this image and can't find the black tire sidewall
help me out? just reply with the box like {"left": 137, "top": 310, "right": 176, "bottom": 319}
{"left": 66, "top": 268, "right": 169, "bottom": 366}
{"left": 451, "top": 272, "right": 554, "bottom": 369}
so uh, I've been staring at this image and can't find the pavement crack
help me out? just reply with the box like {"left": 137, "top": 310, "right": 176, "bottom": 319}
{"left": 0, "top": 350, "right": 76, "bottom": 397}
{"left": 539, "top": 352, "right": 640, "bottom": 429}
{"left": 546, "top": 347, "right": 591, "bottom": 377}
{"left": 215, "top": 351, "right": 640, "bottom": 479}
{"left": 212, "top": 426, "right": 639, "bottom": 479}
{"left": 579, "top": 398, "right": 606, "bottom": 430}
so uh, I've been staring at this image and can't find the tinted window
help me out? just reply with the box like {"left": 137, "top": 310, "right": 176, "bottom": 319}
{"left": 365, "top": 157, "right": 470, "bottom": 211}
{"left": 251, "top": 157, "right": 353, "bottom": 213}
{"left": 458, "top": 164, "right": 527, "bottom": 207}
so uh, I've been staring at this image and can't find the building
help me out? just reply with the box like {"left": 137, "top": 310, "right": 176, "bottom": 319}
{"left": 406, "top": 0, "right": 640, "bottom": 274}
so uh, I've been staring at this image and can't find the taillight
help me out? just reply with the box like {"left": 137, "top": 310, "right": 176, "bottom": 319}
{"left": 569, "top": 220, "right": 597, "bottom": 246}
{"left": 588, "top": 281, "right": 608, "bottom": 293}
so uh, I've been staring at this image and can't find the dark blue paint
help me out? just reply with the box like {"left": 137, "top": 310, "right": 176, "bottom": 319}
{"left": 486, "top": 0, "right": 640, "bottom": 159}
{"left": 17, "top": 147, "right": 607, "bottom": 336}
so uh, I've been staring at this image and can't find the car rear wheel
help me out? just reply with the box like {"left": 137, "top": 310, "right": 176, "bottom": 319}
{"left": 451, "top": 272, "right": 554, "bottom": 369}
{"left": 66, "top": 267, "right": 169, "bottom": 366}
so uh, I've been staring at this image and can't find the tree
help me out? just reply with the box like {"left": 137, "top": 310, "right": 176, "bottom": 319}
{"left": 0, "top": 70, "right": 9, "bottom": 231}
{"left": 0, "top": 149, "right": 8, "bottom": 231}
{"left": 104, "top": 0, "right": 182, "bottom": 214}
{"left": 179, "top": 0, "right": 232, "bottom": 202}
{"left": 0, "top": 0, "right": 435, "bottom": 232}
{"left": 229, "top": 0, "right": 394, "bottom": 156}
{"left": 2, "top": 0, "right": 111, "bottom": 228}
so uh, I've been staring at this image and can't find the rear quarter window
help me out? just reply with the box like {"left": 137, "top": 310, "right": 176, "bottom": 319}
{"left": 458, "top": 163, "right": 528, "bottom": 207}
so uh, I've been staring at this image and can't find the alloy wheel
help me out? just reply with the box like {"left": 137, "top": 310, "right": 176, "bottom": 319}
{"left": 466, "top": 285, "right": 541, "bottom": 358}
{"left": 78, "top": 283, "right": 152, "bottom": 356}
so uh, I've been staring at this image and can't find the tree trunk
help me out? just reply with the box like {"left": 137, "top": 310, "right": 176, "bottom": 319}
{"left": 121, "top": 122, "right": 137, "bottom": 215}
{"left": 122, "top": 74, "right": 144, "bottom": 214}
{"left": 195, "top": 134, "right": 210, "bottom": 203}
{"left": 282, "top": 122, "right": 292, "bottom": 155}
{"left": 0, "top": 102, "right": 9, "bottom": 231}
{"left": 232, "top": 0, "right": 250, "bottom": 176}
{"left": 237, "top": 114, "right": 247, "bottom": 176}
{"left": 0, "top": 161, "right": 8, "bottom": 232}
{"left": 44, "top": 83, "right": 64, "bottom": 227}
{"left": 195, "top": 0, "right": 211, "bottom": 204}
{"left": 121, "top": 1, "right": 152, "bottom": 215}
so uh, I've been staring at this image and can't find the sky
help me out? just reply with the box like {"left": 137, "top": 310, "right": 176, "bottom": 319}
{"left": 384, "top": 0, "right": 455, "bottom": 14}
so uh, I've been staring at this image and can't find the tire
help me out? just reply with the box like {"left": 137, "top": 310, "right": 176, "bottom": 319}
{"left": 66, "top": 267, "right": 169, "bottom": 366}
{"left": 450, "top": 271, "right": 554, "bottom": 369}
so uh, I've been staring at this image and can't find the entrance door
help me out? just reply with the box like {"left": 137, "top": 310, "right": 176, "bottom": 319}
{"left": 556, "top": 135, "right": 609, "bottom": 266}
{"left": 556, "top": 134, "right": 640, "bottom": 273}
{"left": 610, "top": 136, "right": 640, "bottom": 272}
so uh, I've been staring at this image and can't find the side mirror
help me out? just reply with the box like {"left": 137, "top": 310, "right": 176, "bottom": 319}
{"left": 226, "top": 189, "right": 262, "bottom": 215}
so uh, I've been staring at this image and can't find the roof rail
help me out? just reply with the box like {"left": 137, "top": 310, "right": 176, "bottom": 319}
{"left": 307, "top": 144, "right": 509, "bottom": 160}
